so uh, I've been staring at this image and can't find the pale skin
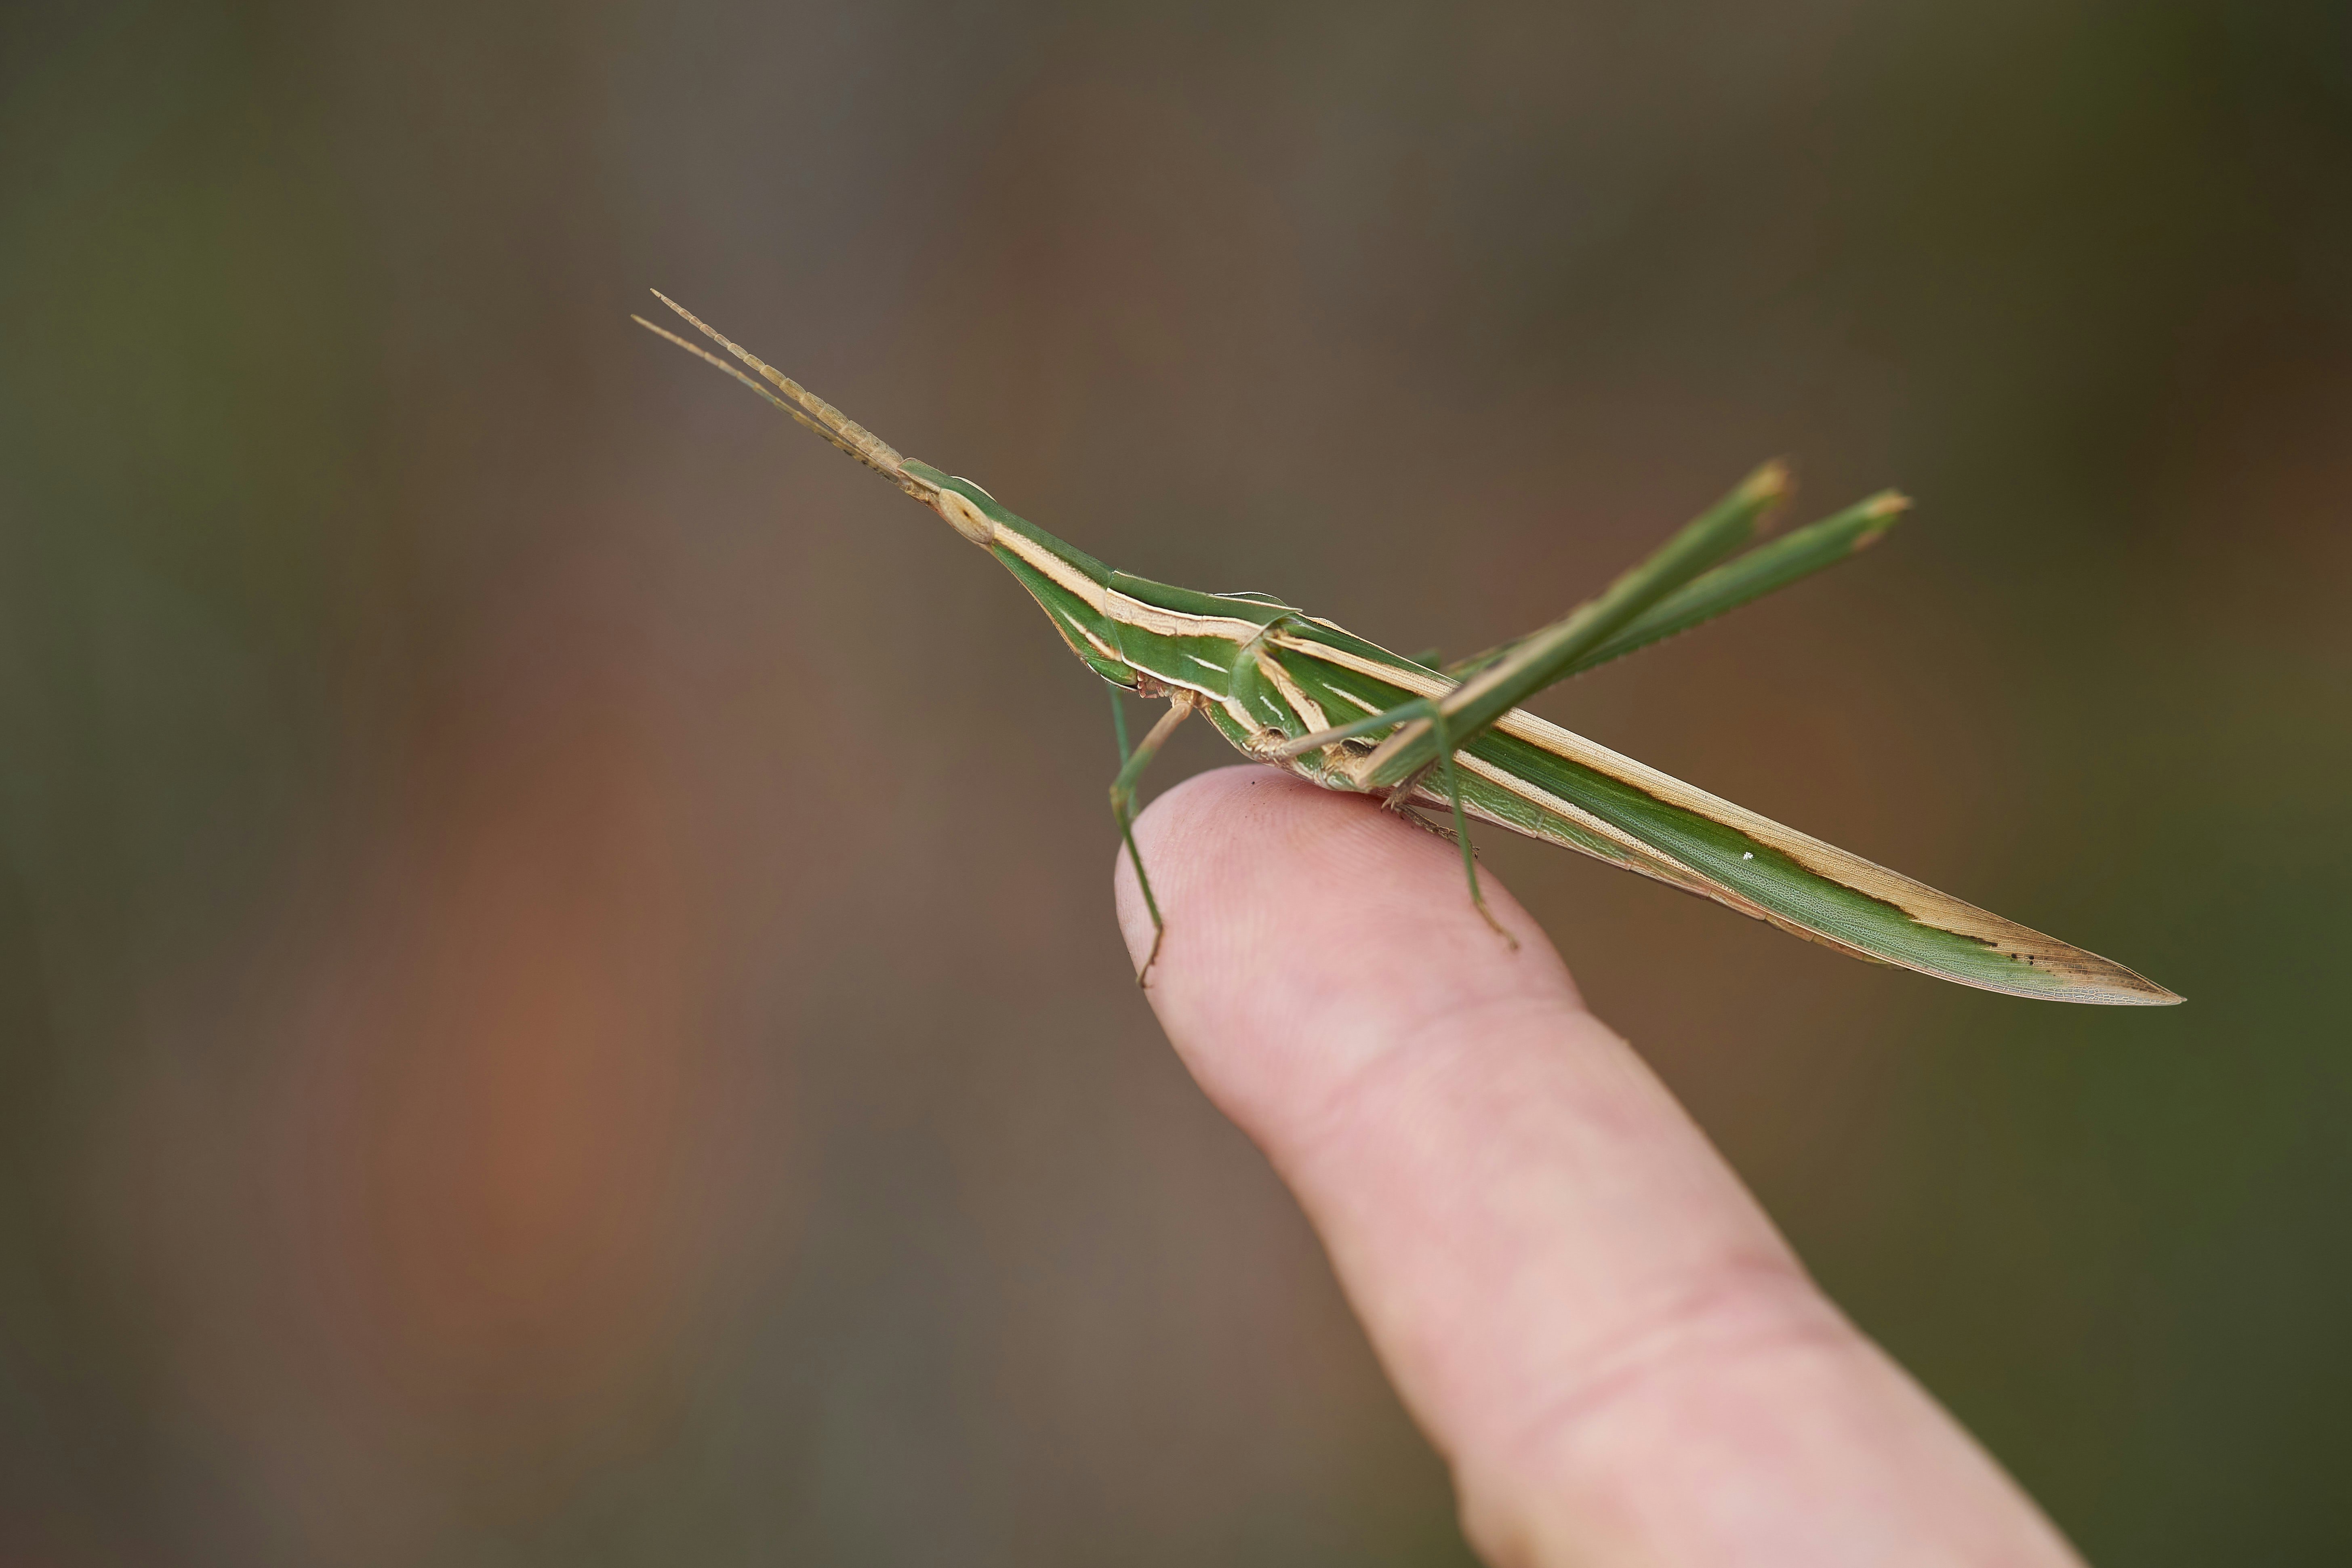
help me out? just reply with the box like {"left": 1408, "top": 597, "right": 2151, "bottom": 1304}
{"left": 1114, "top": 766, "right": 2087, "bottom": 1568}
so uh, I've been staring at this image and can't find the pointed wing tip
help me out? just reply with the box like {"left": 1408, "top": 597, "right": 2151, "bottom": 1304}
{"left": 2083, "top": 986, "right": 2185, "bottom": 1007}
{"left": 2077, "top": 944, "right": 2183, "bottom": 1005}
{"left": 2057, "top": 966, "right": 2183, "bottom": 1006}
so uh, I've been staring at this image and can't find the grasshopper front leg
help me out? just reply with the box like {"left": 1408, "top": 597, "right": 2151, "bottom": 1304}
{"left": 1109, "top": 688, "right": 1201, "bottom": 985}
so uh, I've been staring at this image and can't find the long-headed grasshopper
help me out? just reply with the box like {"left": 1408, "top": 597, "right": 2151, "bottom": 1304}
{"left": 638, "top": 294, "right": 2177, "bottom": 1006}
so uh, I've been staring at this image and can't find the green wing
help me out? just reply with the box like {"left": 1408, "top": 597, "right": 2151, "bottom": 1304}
{"left": 1248, "top": 624, "right": 2179, "bottom": 1005}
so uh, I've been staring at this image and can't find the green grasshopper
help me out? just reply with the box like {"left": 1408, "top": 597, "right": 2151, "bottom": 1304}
{"left": 637, "top": 292, "right": 2179, "bottom": 1006}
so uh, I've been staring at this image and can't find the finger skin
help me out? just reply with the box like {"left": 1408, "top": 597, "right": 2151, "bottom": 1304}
{"left": 1115, "top": 766, "right": 2083, "bottom": 1568}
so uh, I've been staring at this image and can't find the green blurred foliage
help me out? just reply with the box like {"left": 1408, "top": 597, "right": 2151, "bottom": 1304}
{"left": 0, "top": 0, "right": 2346, "bottom": 1562}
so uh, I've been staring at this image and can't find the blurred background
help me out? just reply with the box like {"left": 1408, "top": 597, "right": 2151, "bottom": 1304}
{"left": 1, "top": 0, "right": 2346, "bottom": 1561}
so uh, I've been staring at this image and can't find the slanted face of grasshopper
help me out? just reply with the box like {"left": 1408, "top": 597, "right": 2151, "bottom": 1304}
{"left": 637, "top": 292, "right": 2179, "bottom": 1007}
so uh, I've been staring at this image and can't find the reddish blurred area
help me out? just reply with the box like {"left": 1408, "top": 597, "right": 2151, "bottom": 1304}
{"left": 0, "top": 1, "right": 2346, "bottom": 1563}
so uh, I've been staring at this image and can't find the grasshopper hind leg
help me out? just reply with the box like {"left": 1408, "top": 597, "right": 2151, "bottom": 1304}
{"left": 1368, "top": 700, "right": 1513, "bottom": 949}
{"left": 1417, "top": 700, "right": 1517, "bottom": 950}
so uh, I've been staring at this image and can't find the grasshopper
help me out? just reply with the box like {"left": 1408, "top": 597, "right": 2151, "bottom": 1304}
{"left": 637, "top": 292, "right": 2178, "bottom": 1006}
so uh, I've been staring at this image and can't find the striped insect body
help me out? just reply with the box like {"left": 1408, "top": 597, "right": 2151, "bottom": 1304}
{"left": 637, "top": 294, "right": 2180, "bottom": 1007}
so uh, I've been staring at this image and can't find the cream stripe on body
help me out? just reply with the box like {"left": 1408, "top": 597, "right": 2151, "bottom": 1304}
{"left": 1253, "top": 652, "right": 1332, "bottom": 736}
{"left": 1104, "top": 592, "right": 1264, "bottom": 644}
{"left": 988, "top": 528, "right": 1109, "bottom": 611}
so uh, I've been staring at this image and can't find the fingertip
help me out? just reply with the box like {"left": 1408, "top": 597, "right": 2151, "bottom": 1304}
{"left": 1111, "top": 765, "right": 1580, "bottom": 1122}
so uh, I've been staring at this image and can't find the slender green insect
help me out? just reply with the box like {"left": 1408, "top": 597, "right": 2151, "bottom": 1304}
{"left": 636, "top": 292, "right": 2179, "bottom": 1006}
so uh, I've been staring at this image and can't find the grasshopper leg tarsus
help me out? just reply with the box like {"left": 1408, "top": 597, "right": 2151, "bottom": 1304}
{"left": 1112, "top": 793, "right": 1166, "bottom": 988}
{"left": 1134, "top": 919, "right": 1168, "bottom": 988}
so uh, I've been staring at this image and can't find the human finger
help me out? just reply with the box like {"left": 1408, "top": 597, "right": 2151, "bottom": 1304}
{"left": 1115, "top": 766, "right": 2081, "bottom": 1568}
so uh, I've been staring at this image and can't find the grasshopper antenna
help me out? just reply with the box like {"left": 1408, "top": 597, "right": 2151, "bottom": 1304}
{"left": 633, "top": 290, "right": 939, "bottom": 504}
